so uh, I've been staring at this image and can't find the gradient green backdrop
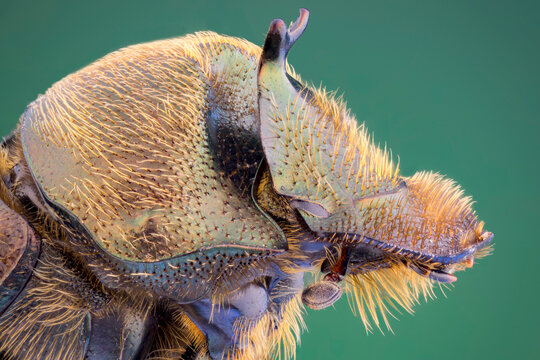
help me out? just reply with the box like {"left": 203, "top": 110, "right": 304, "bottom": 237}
{"left": 1, "top": 0, "right": 538, "bottom": 359}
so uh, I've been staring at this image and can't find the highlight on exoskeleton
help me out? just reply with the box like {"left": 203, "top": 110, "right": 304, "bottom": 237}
{"left": 0, "top": 8, "right": 492, "bottom": 360}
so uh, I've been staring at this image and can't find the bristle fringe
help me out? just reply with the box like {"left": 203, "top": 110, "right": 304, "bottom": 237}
{"left": 345, "top": 262, "right": 435, "bottom": 334}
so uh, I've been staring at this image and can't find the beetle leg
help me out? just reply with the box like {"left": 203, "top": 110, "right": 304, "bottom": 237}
{"left": 180, "top": 272, "right": 305, "bottom": 360}
{"left": 182, "top": 282, "right": 269, "bottom": 360}
{"left": 0, "top": 244, "right": 89, "bottom": 358}
{"left": 0, "top": 194, "right": 40, "bottom": 316}
{"left": 85, "top": 306, "right": 155, "bottom": 360}
{"left": 0, "top": 132, "right": 55, "bottom": 220}
{"left": 0, "top": 241, "right": 152, "bottom": 360}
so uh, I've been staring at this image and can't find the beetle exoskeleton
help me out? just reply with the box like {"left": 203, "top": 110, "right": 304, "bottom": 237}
{"left": 0, "top": 8, "right": 492, "bottom": 360}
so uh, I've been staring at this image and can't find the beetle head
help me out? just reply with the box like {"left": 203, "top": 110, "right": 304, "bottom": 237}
{"left": 256, "top": 9, "right": 493, "bottom": 326}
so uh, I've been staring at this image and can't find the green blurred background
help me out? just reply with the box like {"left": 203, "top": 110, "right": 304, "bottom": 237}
{"left": 1, "top": 0, "right": 538, "bottom": 359}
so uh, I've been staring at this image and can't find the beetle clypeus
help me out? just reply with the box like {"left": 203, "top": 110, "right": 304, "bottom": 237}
{"left": 0, "top": 9, "right": 493, "bottom": 360}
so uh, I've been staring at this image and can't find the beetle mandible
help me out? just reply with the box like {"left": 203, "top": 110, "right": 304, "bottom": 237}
{"left": 0, "top": 9, "right": 493, "bottom": 360}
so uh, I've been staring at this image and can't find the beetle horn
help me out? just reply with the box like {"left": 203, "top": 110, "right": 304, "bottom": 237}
{"left": 261, "top": 8, "right": 309, "bottom": 63}
{"left": 257, "top": 9, "right": 315, "bottom": 202}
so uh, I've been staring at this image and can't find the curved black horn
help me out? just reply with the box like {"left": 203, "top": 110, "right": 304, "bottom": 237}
{"left": 261, "top": 8, "right": 310, "bottom": 62}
